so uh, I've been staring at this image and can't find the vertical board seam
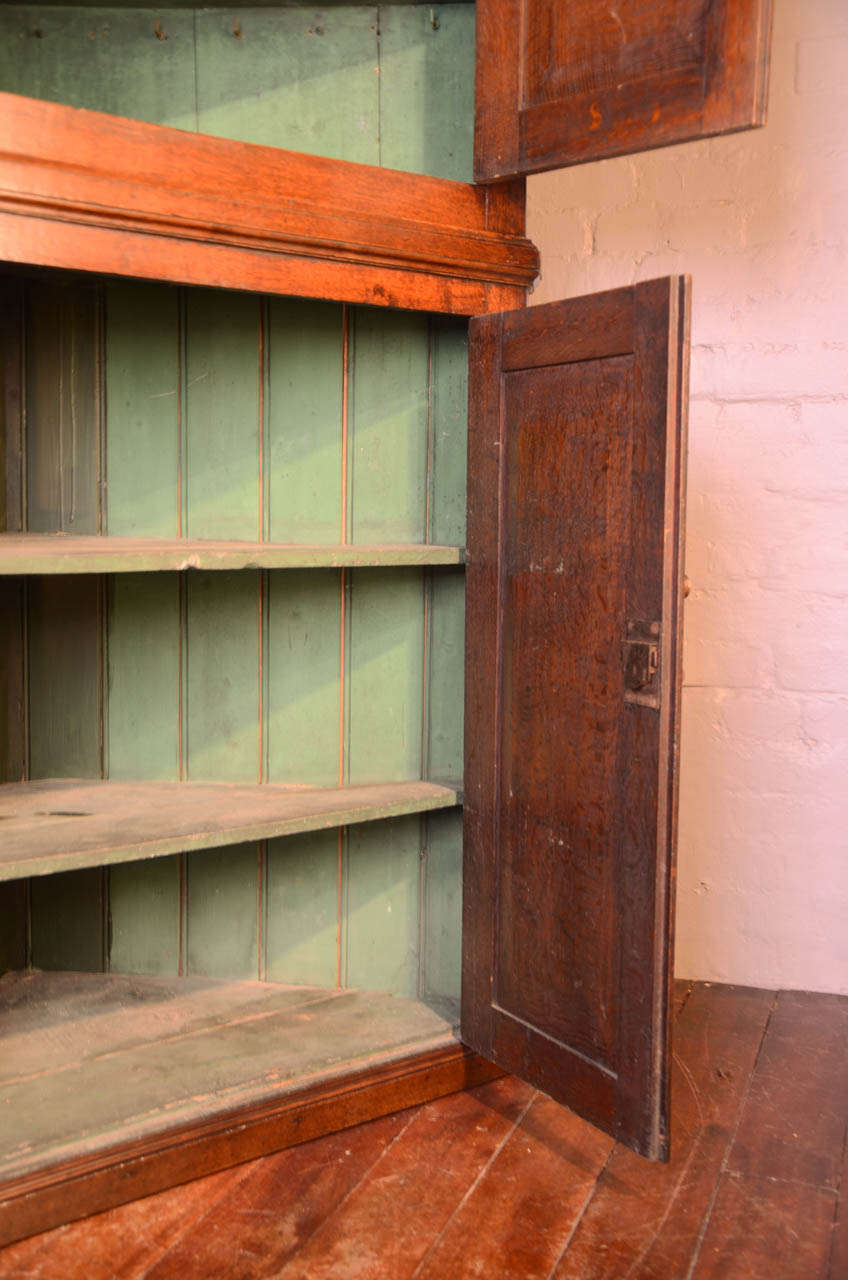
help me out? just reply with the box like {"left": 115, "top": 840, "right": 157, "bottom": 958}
{"left": 336, "top": 827, "right": 344, "bottom": 988}
{"left": 337, "top": 304, "right": 351, "bottom": 985}
{"left": 192, "top": 7, "right": 200, "bottom": 134}
{"left": 58, "top": 298, "right": 66, "bottom": 528}
{"left": 177, "top": 288, "right": 187, "bottom": 538}
{"left": 95, "top": 283, "right": 106, "bottom": 535}
{"left": 376, "top": 6, "right": 383, "bottom": 169}
{"left": 258, "top": 296, "right": 268, "bottom": 543}
{"left": 177, "top": 285, "right": 188, "bottom": 975}
{"left": 341, "top": 304, "right": 350, "bottom": 545}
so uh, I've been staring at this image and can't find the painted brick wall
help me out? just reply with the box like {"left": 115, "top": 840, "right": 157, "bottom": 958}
{"left": 526, "top": 0, "right": 848, "bottom": 993}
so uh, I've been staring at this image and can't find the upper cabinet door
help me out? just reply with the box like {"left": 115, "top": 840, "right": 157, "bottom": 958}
{"left": 462, "top": 277, "right": 689, "bottom": 1159}
{"left": 474, "top": 0, "right": 773, "bottom": 181}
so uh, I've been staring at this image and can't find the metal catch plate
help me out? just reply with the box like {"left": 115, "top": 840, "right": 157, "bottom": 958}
{"left": 623, "top": 620, "right": 661, "bottom": 708}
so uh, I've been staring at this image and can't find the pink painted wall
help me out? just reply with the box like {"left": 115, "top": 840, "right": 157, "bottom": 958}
{"left": 526, "top": 0, "right": 848, "bottom": 993}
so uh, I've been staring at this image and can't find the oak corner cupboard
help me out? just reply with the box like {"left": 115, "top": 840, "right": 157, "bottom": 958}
{"left": 0, "top": 0, "right": 771, "bottom": 1245}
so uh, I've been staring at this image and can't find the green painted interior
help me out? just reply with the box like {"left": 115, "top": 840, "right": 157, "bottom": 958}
{"left": 0, "top": 3, "right": 475, "bottom": 181}
{"left": 0, "top": 3, "right": 470, "bottom": 1000}
{"left": 6, "top": 277, "right": 467, "bottom": 996}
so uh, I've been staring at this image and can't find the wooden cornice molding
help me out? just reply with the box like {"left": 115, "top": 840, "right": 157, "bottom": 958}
{"left": 0, "top": 92, "right": 537, "bottom": 314}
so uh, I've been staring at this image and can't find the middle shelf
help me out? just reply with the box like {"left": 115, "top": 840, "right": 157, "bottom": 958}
{"left": 0, "top": 535, "right": 465, "bottom": 575}
{"left": 0, "top": 778, "right": 461, "bottom": 882}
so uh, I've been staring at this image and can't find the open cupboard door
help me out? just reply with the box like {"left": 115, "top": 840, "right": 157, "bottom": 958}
{"left": 474, "top": 0, "right": 773, "bottom": 181}
{"left": 462, "top": 277, "right": 689, "bottom": 1159}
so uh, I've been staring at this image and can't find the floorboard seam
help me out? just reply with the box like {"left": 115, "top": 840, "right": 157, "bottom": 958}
{"left": 683, "top": 989, "right": 778, "bottom": 1279}
{"left": 723, "top": 1169, "right": 839, "bottom": 1194}
{"left": 605, "top": 981, "right": 703, "bottom": 1280}
{"left": 271, "top": 1103, "right": 422, "bottom": 1277}
{"left": 543, "top": 1143, "right": 615, "bottom": 1280}
{"left": 827, "top": 1117, "right": 848, "bottom": 1280}
{"left": 407, "top": 1088, "right": 538, "bottom": 1279}
{"left": 132, "top": 1161, "right": 257, "bottom": 1280}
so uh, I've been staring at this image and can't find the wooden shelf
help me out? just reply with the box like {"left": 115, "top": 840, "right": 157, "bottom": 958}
{"left": 0, "top": 535, "right": 465, "bottom": 575}
{"left": 0, "top": 779, "right": 461, "bottom": 881}
{"left": 0, "top": 971, "right": 499, "bottom": 1246}
{"left": 0, "top": 91, "right": 537, "bottom": 315}
{"left": 0, "top": 973, "right": 458, "bottom": 1187}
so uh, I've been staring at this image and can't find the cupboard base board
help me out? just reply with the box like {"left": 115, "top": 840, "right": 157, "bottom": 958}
{"left": 0, "top": 972, "right": 499, "bottom": 1246}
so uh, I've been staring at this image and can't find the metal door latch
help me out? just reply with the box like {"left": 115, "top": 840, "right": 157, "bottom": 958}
{"left": 623, "top": 620, "right": 661, "bottom": 707}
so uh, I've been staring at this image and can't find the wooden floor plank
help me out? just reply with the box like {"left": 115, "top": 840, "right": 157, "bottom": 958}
{"left": 140, "top": 1110, "right": 415, "bottom": 1280}
{"left": 691, "top": 1172, "right": 836, "bottom": 1280}
{"left": 413, "top": 1092, "right": 613, "bottom": 1280}
{"left": 725, "top": 989, "right": 848, "bottom": 1190}
{"left": 272, "top": 1076, "right": 535, "bottom": 1280}
{"left": 829, "top": 1129, "right": 848, "bottom": 1279}
{"left": 552, "top": 983, "right": 774, "bottom": 1280}
{"left": 0, "top": 1162, "right": 248, "bottom": 1279}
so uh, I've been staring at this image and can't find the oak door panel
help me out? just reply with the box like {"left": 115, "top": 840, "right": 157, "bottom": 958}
{"left": 475, "top": 0, "right": 773, "bottom": 180}
{"left": 462, "top": 277, "right": 689, "bottom": 1159}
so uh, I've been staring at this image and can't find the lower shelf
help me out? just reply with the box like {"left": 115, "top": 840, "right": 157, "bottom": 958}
{"left": 0, "top": 778, "right": 461, "bottom": 881}
{"left": 0, "top": 971, "right": 498, "bottom": 1246}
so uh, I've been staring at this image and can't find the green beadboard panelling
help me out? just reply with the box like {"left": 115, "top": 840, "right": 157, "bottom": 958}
{"left": 420, "top": 807, "right": 461, "bottom": 999}
{"left": 195, "top": 7, "right": 380, "bottom": 164}
{"left": 105, "top": 282, "right": 181, "bottom": 538}
{"left": 429, "top": 317, "right": 468, "bottom": 547}
{"left": 0, "top": 7, "right": 475, "bottom": 178}
{"left": 9, "top": 268, "right": 468, "bottom": 985}
{"left": 349, "top": 308, "right": 429, "bottom": 544}
{"left": 185, "top": 290, "right": 260, "bottom": 541}
{"left": 343, "top": 813, "right": 421, "bottom": 997}
{"left": 0, "top": 8, "right": 197, "bottom": 130}
{"left": 378, "top": 3, "right": 475, "bottom": 181}
{"left": 347, "top": 568, "right": 424, "bottom": 784}
{"left": 27, "top": 576, "right": 102, "bottom": 779}
{"left": 30, "top": 868, "right": 105, "bottom": 972}
{"left": 267, "top": 570, "right": 341, "bottom": 786}
{"left": 0, "top": 580, "right": 26, "bottom": 785}
{"left": 426, "top": 567, "right": 464, "bottom": 782}
{"left": 25, "top": 279, "right": 101, "bottom": 536}
{"left": 267, "top": 299, "right": 344, "bottom": 545}
{"left": 265, "top": 828, "right": 339, "bottom": 986}
{"left": 0, "top": 881, "right": 27, "bottom": 972}
{"left": 186, "top": 843, "right": 260, "bottom": 978}
{"left": 107, "top": 574, "right": 179, "bottom": 780}
{"left": 186, "top": 571, "right": 260, "bottom": 781}
{"left": 109, "top": 855, "right": 180, "bottom": 975}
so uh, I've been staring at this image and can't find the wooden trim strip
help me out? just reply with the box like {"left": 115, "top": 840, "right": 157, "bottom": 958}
{"left": 0, "top": 1043, "right": 502, "bottom": 1248}
{"left": 0, "top": 93, "right": 538, "bottom": 315}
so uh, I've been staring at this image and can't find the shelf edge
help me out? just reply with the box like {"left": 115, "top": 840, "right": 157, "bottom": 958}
{"left": 1, "top": 781, "right": 463, "bottom": 883}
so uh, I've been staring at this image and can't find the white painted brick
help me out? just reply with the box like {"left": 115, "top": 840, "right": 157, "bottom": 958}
{"left": 593, "top": 202, "right": 672, "bottom": 258}
{"left": 796, "top": 38, "right": 848, "bottom": 97}
{"left": 680, "top": 687, "right": 845, "bottom": 798}
{"left": 529, "top": 0, "right": 848, "bottom": 991}
{"left": 692, "top": 342, "right": 848, "bottom": 402}
{"left": 529, "top": 153, "right": 638, "bottom": 216}
{"left": 771, "top": 597, "right": 848, "bottom": 692}
{"left": 675, "top": 884, "right": 848, "bottom": 993}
